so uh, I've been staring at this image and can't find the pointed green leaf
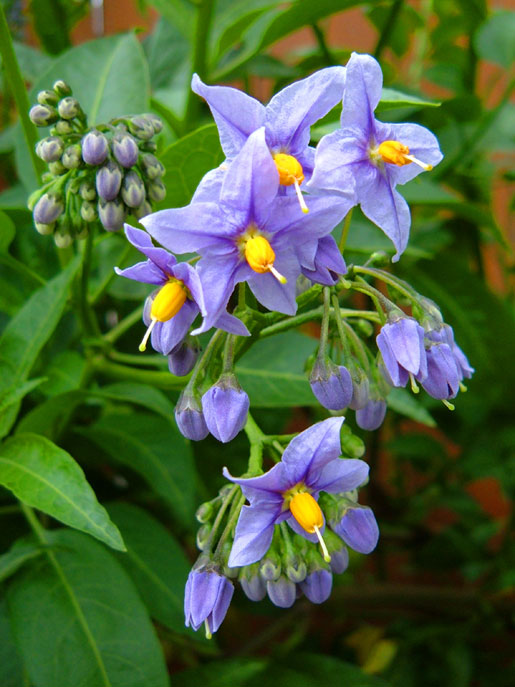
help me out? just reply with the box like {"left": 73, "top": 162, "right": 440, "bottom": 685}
{"left": 0, "top": 599, "right": 24, "bottom": 687}
{"left": 0, "top": 538, "right": 44, "bottom": 584}
{"left": 0, "top": 433, "right": 125, "bottom": 551}
{"left": 94, "top": 382, "right": 176, "bottom": 419}
{"left": 387, "top": 388, "right": 436, "bottom": 427}
{"left": 7, "top": 529, "right": 169, "bottom": 687}
{"left": 377, "top": 87, "right": 440, "bottom": 112}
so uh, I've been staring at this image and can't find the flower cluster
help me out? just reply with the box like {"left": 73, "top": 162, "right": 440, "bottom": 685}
{"left": 29, "top": 80, "right": 164, "bottom": 245}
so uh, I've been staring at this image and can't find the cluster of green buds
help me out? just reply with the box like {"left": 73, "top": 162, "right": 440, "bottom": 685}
{"left": 28, "top": 80, "right": 165, "bottom": 246}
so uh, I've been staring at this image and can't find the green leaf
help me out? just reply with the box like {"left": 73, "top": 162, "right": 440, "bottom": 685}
{"left": 81, "top": 413, "right": 196, "bottom": 523}
{"left": 94, "top": 382, "right": 176, "bottom": 419}
{"left": 144, "top": 0, "right": 194, "bottom": 40}
{"left": 107, "top": 502, "right": 193, "bottom": 634}
{"left": 0, "top": 377, "right": 46, "bottom": 414}
{"left": 16, "top": 390, "right": 84, "bottom": 440}
{"left": 0, "top": 433, "right": 125, "bottom": 551}
{"left": 175, "top": 658, "right": 266, "bottom": 687}
{"left": 236, "top": 332, "right": 317, "bottom": 407}
{"left": 157, "top": 124, "right": 224, "bottom": 209}
{"left": 387, "top": 388, "right": 436, "bottom": 427}
{"left": 0, "top": 210, "right": 16, "bottom": 252}
{"left": 38, "top": 350, "right": 87, "bottom": 397}
{"left": 475, "top": 11, "right": 515, "bottom": 68}
{"left": 7, "top": 529, "right": 170, "bottom": 687}
{"left": 0, "top": 538, "right": 43, "bottom": 584}
{"left": 0, "top": 257, "right": 80, "bottom": 438}
{"left": 144, "top": 16, "right": 191, "bottom": 91}
{"left": 376, "top": 87, "right": 440, "bottom": 113}
{"left": 0, "top": 599, "right": 24, "bottom": 687}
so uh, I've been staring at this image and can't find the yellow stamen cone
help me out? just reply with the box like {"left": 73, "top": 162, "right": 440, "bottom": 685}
{"left": 139, "top": 280, "right": 187, "bottom": 352}
{"left": 245, "top": 235, "right": 287, "bottom": 283}
{"left": 273, "top": 153, "right": 309, "bottom": 213}
{"left": 377, "top": 140, "right": 432, "bottom": 171}
{"left": 290, "top": 492, "right": 331, "bottom": 563}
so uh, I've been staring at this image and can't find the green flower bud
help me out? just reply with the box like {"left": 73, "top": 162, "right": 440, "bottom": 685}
{"left": 53, "top": 80, "right": 72, "bottom": 97}
{"left": 29, "top": 104, "right": 58, "bottom": 126}
{"left": 141, "top": 140, "right": 157, "bottom": 153}
{"left": 340, "top": 424, "right": 365, "bottom": 458}
{"left": 79, "top": 180, "right": 97, "bottom": 201}
{"left": 35, "top": 221, "right": 55, "bottom": 235}
{"left": 37, "top": 90, "right": 59, "bottom": 107}
{"left": 195, "top": 501, "right": 214, "bottom": 524}
{"left": 284, "top": 551, "right": 307, "bottom": 583}
{"left": 148, "top": 179, "right": 166, "bottom": 202}
{"left": 36, "top": 136, "right": 65, "bottom": 163}
{"left": 48, "top": 160, "right": 67, "bottom": 176}
{"left": 127, "top": 116, "right": 155, "bottom": 141}
{"left": 141, "top": 153, "right": 164, "bottom": 180}
{"left": 196, "top": 524, "right": 211, "bottom": 551}
{"left": 76, "top": 227, "right": 89, "bottom": 241}
{"left": 54, "top": 229, "right": 73, "bottom": 248}
{"left": 133, "top": 200, "right": 152, "bottom": 220}
{"left": 354, "top": 319, "right": 374, "bottom": 338}
{"left": 80, "top": 200, "right": 97, "bottom": 223}
{"left": 62, "top": 144, "right": 82, "bottom": 169}
{"left": 259, "top": 548, "right": 281, "bottom": 581}
{"left": 58, "top": 97, "right": 83, "bottom": 120}
{"left": 144, "top": 112, "right": 163, "bottom": 134}
{"left": 54, "top": 120, "right": 74, "bottom": 135}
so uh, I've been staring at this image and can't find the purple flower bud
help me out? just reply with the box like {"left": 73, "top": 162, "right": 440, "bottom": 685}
{"left": 184, "top": 566, "right": 234, "bottom": 636}
{"left": 377, "top": 317, "right": 427, "bottom": 387}
{"left": 356, "top": 399, "right": 387, "bottom": 431}
{"left": 329, "top": 545, "right": 349, "bottom": 575}
{"left": 175, "top": 390, "right": 209, "bottom": 441}
{"left": 309, "top": 358, "right": 353, "bottom": 410}
{"left": 57, "top": 97, "right": 82, "bottom": 120}
{"left": 121, "top": 170, "right": 146, "bottom": 208}
{"left": 98, "top": 198, "right": 125, "bottom": 232}
{"left": 168, "top": 340, "right": 199, "bottom": 377}
{"left": 201, "top": 374, "right": 249, "bottom": 443}
{"left": 148, "top": 179, "right": 166, "bottom": 202}
{"left": 36, "top": 136, "right": 64, "bottom": 162}
{"left": 96, "top": 160, "right": 122, "bottom": 201}
{"left": 300, "top": 569, "right": 333, "bottom": 604}
{"left": 267, "top": 577, "right": 296, "bottom": 608}
{"left": 141, "top": 153, "right": 165, "bottom": 180}
{"left": 418, "top": 343, "right": 460, "bottom": 400}
{"left": 453, "top": 343, "right": 474, "bottom": 381}
{"left": 29, "top": 104, "right": 58, "bottom": 126}
{"left": 82, "top": 130, "right": 109, "bottom": 165}
{"left": 112, "top": 134, "right": 139, "bottom": 168}
{"left": 240, "top": 568, "right": 267, "bottom": 601}
{"left": 127, "top": 116, "right": 155, "bottom": 140}
{"left": 348, "top": 366, "right": 370, "bottom": 411}
{"left": 333, "top": 506, "right": 379, "bottom": 554}
{"left": 33, "top": 193, "right": 64, "bottom": 224}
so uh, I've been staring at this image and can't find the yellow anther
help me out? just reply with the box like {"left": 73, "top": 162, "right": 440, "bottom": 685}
{"left": 377, "top": 140, "right": 433, "bottom": 171}
{"left": 139, "top": 280, "right": 187, "bottom": 352}
{"left": 273, "top": 153, "right": 309, "bottom": 214}
{"left": 290, "top": 492, "right": 331, "bottom": 563}
{"left": 245, "top": 235, "right": 287, "bottom": 283}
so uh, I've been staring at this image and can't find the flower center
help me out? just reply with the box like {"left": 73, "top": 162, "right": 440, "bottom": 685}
{"left": 372, "top": 140, "right": 433, "bottom": 171}
{"left": 273, "top": 153, "right": 309, "bottom": 214}
{"left": 289, "top": 492, "right": 331, "bottom": 563}
{"left": 139, "top": 279, "right": 187, "bottom": 352}
{"left": 242, "top": 234, "right": 287, "bottom": 284}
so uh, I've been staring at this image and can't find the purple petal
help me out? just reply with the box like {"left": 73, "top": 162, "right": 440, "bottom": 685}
{"left": 228, "top": 501, "right": 282, "bottom": 567}
{"left": 191, "top": 74, "right": 265, "bottom": 159}
{"left": 381, "top": 319, "right": 426, "bottom": 376}
{"left": 314, "top": 458, "right": 369, "bottom": 494}
{"left": 124, "top": 226, "right": 178, "bottom": 275}
{"left": 356, "top": 399, "right": 387, "bottom": 431}
{"left": 266, "top": 577, "right": 296, "bottom": 608}
{"left": 223, "top": 464, "right": 290, "bottom": 500}
{"left": 301, "top": 235, "right": 346, "bottom": 286}
{"left": 306, "top": 128, "right": 364, "bottom": 198}
{"left": 214, "top": 310, "right": 250, "bottom": 337}
{"left": 379, "top": 121, "right": 443, "bottom": 186}
{"left": 172, "top": 262, "right": 206, "bottom": 315}
{"left": 246, "top": 249, "right": 299, "bottom": 316}
{"left": 269, "top": 194, "right": 352, "bottom": 242}
{"left": 151, "top": 300, "right": 198, "bottom": 355}
{"left": 192, "top": 164, "right": 227, "bottom": 203}
{"left": 341, "top": 53, "right": 383, "bottom": 132}
{"left": 335, "top": 506, "right": 379, "bottom": 554}
{"left": 202, "top": 385, "right": 249, "bottom": 443}
{"left": 192, "top": 255, "right": 246, "bottom": 334}
{"left": 114, "top": 260, "right": 164, "bottom": 285}
{"left": 209, "top": 578, "right": 234, "bottom": 633}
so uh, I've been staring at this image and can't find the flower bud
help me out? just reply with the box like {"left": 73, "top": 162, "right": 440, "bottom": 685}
{"left": 267, "top": 576, "right": 296, "bottom": 608}
{"left": 175, "top": 390, "right": 209, "bottom": 441}
{"left": 195, "top": 501, "right": 214, "bottom": 524}
{"left": 96, "top": 160, "right": 122, "bottom": 201}
{"left": 62, "top": 144, "right": 82, "bottom": 169}
{"left": 148, "top": 179, "right": 166, "bottom": 202}
{"left": 299, "top": 569, "right": 333, "bottom": 604}
{"left": 127, "top": 115, "right": 155, "bottom": 140}
{"left": 54, "top": 120, "right": 73, "bottom": 135}
{"left": 133, "top": 200, "right": 153, "bottom": 220}
{"left": 418, "top": 343, "right": 460, "bottom": 400}
{"left": 81, "top": 130, "right": 109, "bottom": 165}
{"left": 309, "top": 358, "right": 353, "bottom": 410}
{"left": 284, "top": 552, "right": 307, "bottom": 583}
{"left": 348, "top": 365, "right": 370, "bottom": 411}
{"left": 98, "top": 198, "right": 125, "bottom": 232}
{"left": 356, "top": 399, "right": 387, "bottom": 431}
{"left": 144, "top": 112, "right": 163, "bottom": 134}
{"left": 33, "top": 193, "right": 64, "bottom": 225}
{"left": 329, "top": 545, "right": 349, "bottom": 575}
{"left": 201, "top": 373, "right": 249, "bottom": 443}
{"left": 259, "top": 550, "right": 281, "bottom": 582}
{"left": 168, "top": 339, "right": 199, "bottom": 377}
{"left": 57, "top": 97, "right": 82, "bottom": 120}
{"left": 37, "top": 89, "right": 59, "bottom": 106}
{"left": 141, "top": 153, "right": 165, "bottom": 180}
{"left": 121, "top": 170, "right": 146, "bottom": 208}
{"left": 36, "top": 136, "right": 64, "bottom": 162}
{"left": 80, "top": 200, "right": 97, "bottom": 223}
{"left": 35, "top": 222, "right": 55, "bottom": 235}
{"left": 112, "top": 134, "right": 139, "bottom": 168}
{"left": 54, "top": 230, "right": 73, "bottom": 248}
{"left": 29, "top": 104, "right": 58, "bottom": 126}
{"left": 53, "top": 80, "right": 72, "bottom": 97}
{"left": 340, "top": 424, "right": 365, "bottom": 458}
{"left": 196, "top": 523, "right": 212, "bottom": 551}
{"left": 79, "top": 180, "right": 97, "bottom": 201}
{"left": 240, "top": 565, "right": 267, "bottom": 602}
{"left": 141, "top": 140, "right": 157, "bottom": 153}
{"left": 48, "top": 160, "right": 66, "bottom": 176}
{"left": 333, "top": 505, "right": 379, "bottom": 554}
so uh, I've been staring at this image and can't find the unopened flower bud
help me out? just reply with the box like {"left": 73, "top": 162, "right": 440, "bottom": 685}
{"left": 29, "top": 104, "right": 58, "bottom": 126}
{"left": 54, "top": 120, "right": 73, "bottom": 135}
{"left": 62, "top": 144, "right": 82, "bottom": 169}
{"left": 37, "top": 89, "right": 59, "bottom": 106}
{"left": 340, "top": 425, "right": 365, "bottom": 458}
{"left": 201, "top": 373, "right": 249, "bottom": 443}
{"left": 54, "top": 230, "right": 73, "bottom": 248}
{"left": 333, "top": 505, "right": 379, "bottom": 554}
{"left": 141, "top": 153, "right": 165, "bottom": 180}
{"left": 127, "top": 115, "right": 155, "bottom": 140}
{"left": 196, "top": 524, "right": 212, "bottom": 551}
{"left": 300, "top": 569, "right": 333, "bottom": 604}
{"left": 141, "top": 140, "right": 157, "bottom": 153}
{"left": 148, "top": 179, "right": 166, "bottom": 202}
{"left": 175, "top": 390, "right": 209, "bottom": 441}
{"left": 36, "top": 136, "right": 64, "bottom": 162}
{"left": 48, "top": 160, "right": 66, "bottom": 176}
{"left": 133, "top": 200, "right": 153, "bottom": 220}
{"left": 96, "top": 160, "right": 122, "bottom": 200}
{"left": 35, "top": 221, "right": 55, "bottom": 235}
{"left": 112, "top": 134, "right": 139, "bottom": 168}
{"left": 356, "top": 399, "right": 387, "bottom": 431}
{"left": 240, "top": 565, "right": 267, "bottom": 602}
{"left": 145, "top": 112, "right": 163, "bottom": 134}
{"left": 57, "top": 97, "right": 82, "bottom": 120}
{"left": 80, "top": 200, "right": 97, "bottom": 223}
{"left": 309, "top": 358, "right": 353, "bottom": 410}
{"left": 266, "top": 576, "right": 296, "bottom": 608}
{"left": 53, "top": 80, "right": 72, "bottom": 97}
{"left": 259, "top": 550, "right": 281, "bottom": 582}
{"left": 195, "top": 501, "right": 214, "bottom": 524}
{"left": 348, "top": 366, "right": 370, "bottom": 411}
{"left": 121, "top": 170, "right": 146, "bottom": 208}
{"left": 79, "top": 180, "right": 96, "bottom": 201}
{"left": 81, "top": 130, "right": 109, "bottom": 165}
{"left": 284, "top": 552, "right": 307, "bottom": 583}
{"left": 168, "top": 339, "right": 199, "bottom": 377}
{"left": 33, "top": 193, "right": 64, "bottom": 225}
{"left": 98, "top": 198, "right": 125, "bottom": 232}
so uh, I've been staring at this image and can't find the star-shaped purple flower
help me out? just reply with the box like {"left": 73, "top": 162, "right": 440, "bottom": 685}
{"left": 377, "top": 315, "right": 428, "bottom": 387}
{"left": 307, "top": 53, "right": 443, "bottom": 261}
{"left": 223, "top": 417, "right": 369, "bottom": 567}
{"left": 141, "top": 128, "right": 351, "bottom": 333}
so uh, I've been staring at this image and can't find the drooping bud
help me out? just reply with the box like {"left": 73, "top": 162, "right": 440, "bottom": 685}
{"left": 79, "top": 180, "right": 97, "bottom": 201}
{"left": 54, "top": 229, "right": 73, "bottom": 248}
{"left": 309, "top": 358, "right": 353, "bottom": 410}
{"left": 33, "top": 193, "right": 64, "bottom": 225}
{"left": 141, "top": 153, "right": 165, "bottom": 180}
{"left": 184, "top": 565, "right": 234, "bottom": 637}
{"left": 168, "top": 339, "right": 199, "bottom": 377}
{"left": 332, "top": 505, "right": 379, "bottom": 554}
{"left": 418, "top": 343, "right": 460, "bottom": 401}
{"left": 57, "top": 97, "right": 82, "bottom": 120}
{"left": 81, "top": 130, "right": 109, "bottom": 165}
{"left": 175, "top": 389, "right": 209, "bottom": 441}
{"left": 98, "top": 198, "right": 125, "bottom": 232}
{"left": 80, "top": 200, "right": 97, "bottom": 223}
{"left": 127, "top": 115, "right": 155, "bottom": 140}
{"left": 133, "top": 200, "right": 153, "bottom": 220}
{"left": 121, "top": 170, "right": 146, "bottom": 208}
{"left": 259, "top": 548, "right": 282, "bottom": 582}
{"left": 37, "top": 90, "right": 59, "bottom": 107}
{"left": 240, "top": 564, "right": 267, "bottom": 602}
{"left": 201, "top": 373, "right": 249, "bottom": 443}
{"left": 29, "top": 104, "right": 58, "bottom": 126}
{"left": 300, "top": 569, "right": 333, "bottom": 604}
{"left": 53, "top": 80, "right": 72, "bottom": 97}
{"left": 112, "top": 133, "right": 139, "bottom": 168}
{"left": 348, "top": 365, "right": 370, "bottom": 411}
{"left": 284, "top": 551, "right": 307, "bottom": 583}
{"left": 147, "top": 180, "right": 166, "bottom": 202}
{"left": 266, "top": 576, "right": 296, "bottom": 608}
{"left": 96, "top": 160, "right": 123, "bottom": 200}
{"left": 356, "top": 399, "right": 387, "bottom": 431}
{"left": 340, "top": 424, "right": 365, "bottom": 458}
{"left": 196, "top": 523, "right": 212, "bottom": 551}
{"left": 36, "top": 136, "right": 64, "bottom": 162}
{"left": 61, "top": 144, "right": 82, "bottom": 169}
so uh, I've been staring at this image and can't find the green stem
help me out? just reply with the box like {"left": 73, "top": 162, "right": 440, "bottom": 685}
{"left": 213, "top": 493, "right": 246, "bottom": 560}
{"left": 333, "top": 296, "right": 370, "bottom": 369}
{"left": 0, "top": 4, "right": 44, "bottom": 184}
{"left": 204, "top": 485, "right": 239, "bottom": 555}
{"left": 188, "top": 328, "right": 225, "bottom": 389}
{"left": 353, "top": 265, "right": 419, "bottom": 302}
{"left": 374, "top": 0, "right": 404, "bottom": 60}
{"left": 0, "top": 504, "right": 21, "bottom": 515}
{"left": 184, "top": 0, "right": 215, "bottom": 127}
{"left": 92, "top": 357, "right": 187, "bottom": 389}
{"left": 318, "top": 287, "right": 332, "bottom": 356}
{"left": 222, "top": 334, "right": 236, "bottom": 374}
{"left": 108, "top": 350, "right": 168, "bottom": 367}
{"left": 90, "top": 241, "right": 132, "bottom": 305}
{"left": 311, "top": 22, "right": 334, "bottom": 66}
{"left": 331, "top": 294, "right": 352, "bottom": 360}
{"left": 244, "top": 412, "right": 266, "bottom": 475}
{"left": 338, "top": 209, "right": 353, "bottom": 254}
{"left": 79, "top": 231, "right": 100, "bottom": 337}
{"left": 258, "top": 307, "right": 380, "bottom": 339}
{"left": 0, "top": 254, "right": 46, "bottom": 285}
{"left": 104, "top": 305, "right": 143, "bottom": 344}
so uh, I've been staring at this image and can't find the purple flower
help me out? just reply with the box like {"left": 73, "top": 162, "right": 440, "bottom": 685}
{"left": 81, "top": 130, "right": 109, "bottom": 165}
{"left": 192, "top": 67, "right": 348, "bottom": 212}
{"left": 112, "top": 133, "right": 139, "bottom": 168}
{"left": 266, "top": 577, "right": 296, "bottom": 608}
{"left": 142, "top": 128, "right": 350, "bottom": 333}
{"left": 426, "top": 323, "right": 474, "bottom": 383}
{"left": 418, "top": 342, "right": 461, "bottom": 400}
{"left": 301, "top": 235, "right": 347, "bottom": 286}
{"left": 300, "top": 569, "right": 333, "bottom": 604}
{"left": 332, "top": 505, "right": 379, "bottom": 554}
{"left": 201, "top": 374, "right": 250, "bottom": 443}
{"left": 309, "top": 359, "right": 353, "bottom": 410}
{"left": 168, "top": 340, "right": 199, "bottom": 377}
{"left": 184, "top": 565, "right": 234, "bottom": 637}
{"left": 307, "top": 53, "right": 443, "bottom": 261}
{"left": 377, "top": 316, "right": 427, "bottom": 387}
{"left": 356, "top": 399, "right": 387, "bottom": 431}
{"left": 175, "top": 390, "right": 209, "bottom": 441}
{"left": 223, "top": 417, "right": 369, "bottom": 567}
